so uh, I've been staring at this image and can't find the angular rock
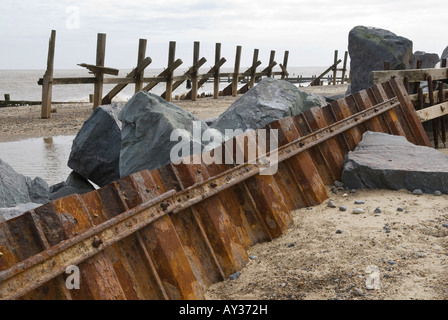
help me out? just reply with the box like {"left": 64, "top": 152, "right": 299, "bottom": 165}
{"left": 413, "top": 51, "right": 440, "bottom": 68}
{"left": 68, "top": 102, "right": 123, "bottom": 187}
{"left": 119, "top": 91, "right": 213, "bottom": 178}
{"left": 347, "top": 26, "right": 414, "bottom": 95}
{"left": 0, "top": 158, "right": 49, "bottom": 208}
{"left": 211, "top": 77, "right": 326, "bottom": 136}
{"left": 342, "top": 131, "right": 448, "bottom": 194}
{"left": 49, "top": 171, "right": 96, "bottom": 201}
{"left": 442, "top": 46, "right": 448, "bottom": 60}
{"left": 0, "top": 203, "right": 41, "bottom": 223}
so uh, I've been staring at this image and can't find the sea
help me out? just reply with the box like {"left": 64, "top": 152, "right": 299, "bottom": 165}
{"left": 0, "top": 66, "right": 342, "bottom": 187}
{"left": 0, "top": 66, "right": 340, "bottom": 102}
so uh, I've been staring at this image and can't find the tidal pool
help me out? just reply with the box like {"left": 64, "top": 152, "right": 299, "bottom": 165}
{"left": 0, "top": 135, "right": 75, "bottom": 186}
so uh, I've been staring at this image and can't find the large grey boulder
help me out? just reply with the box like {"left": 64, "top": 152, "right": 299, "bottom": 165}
{"left": 68, "top": 102, "right": 123, "bottom": 187}
{"left": 211, "top": 77, "right": 326, "bottom": 136}
{"left": 0, "top": 158, "right": 49, "bottom": 207}
{"left": 413, "top": 51, "right": 440, "bottom": 68}
{"left": 49, "top": 171, "right": 96, "bottom": 201}
{"left": 342, "top": 131, "right": 448, "bottom": 194}
{"left": 347, "top": 26, "right": 414, "bottom": 95}
{"left": 0, "top": 203, "right": 41, "bottom": 223}
{"left": 442, "top": 46, "right": 448, "bottom": 60}
{"left": 119, "top": 91, "right": 213, "bottom": 178}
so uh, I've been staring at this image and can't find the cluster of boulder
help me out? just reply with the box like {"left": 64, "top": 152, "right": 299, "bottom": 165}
{"left": 0, "top": 78, "right": 327, "bottom": 222}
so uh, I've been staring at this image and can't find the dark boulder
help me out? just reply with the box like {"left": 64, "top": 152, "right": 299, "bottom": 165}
{"left": 68, "top": 103, "right": 123, "bottom": 187}
{"left": 347, "top": 26, "right": 414, "bottom": 95}
{"left": 413, "top": 51, "right": 440, "bottom": 68}
{"left": 0, "top": 158, "right": 49, "bottom": 208}
{"left": 442, "top": 46, "right": 448, "bottom": 61}
{"left": 211, "top": 77, "right": 326, "bottom": 137}
{"left": 49, "top": 171, "right": 96, "bottom": 201}
{"left": 119, "top": 91, "right": 213, "bottom": 178}
{"left": 342, "top": 131, "right": 448, "bottom": 194}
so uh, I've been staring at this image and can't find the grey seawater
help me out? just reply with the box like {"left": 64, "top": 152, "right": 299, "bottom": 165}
{"left": 0, "top": 135, "right": 75, "bottom": 186}
{"left": 0, "top": 66, "right": 332, "bottom": 102}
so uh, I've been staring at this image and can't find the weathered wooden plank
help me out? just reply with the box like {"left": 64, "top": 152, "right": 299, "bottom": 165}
{"left": 372, "top": 68, "right": 448, "bottom": 84}
{"left": 102, "top": 57, "right": 152, "bottom": 104}
{"left": 77, "top": 63, "right": 119, "bottom": 76}
{"left": 415, "top": 101, "right": 448, "bottom": 122}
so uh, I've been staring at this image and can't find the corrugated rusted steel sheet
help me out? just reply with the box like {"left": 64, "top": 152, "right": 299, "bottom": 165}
{"left": 0, "top": 78, "right": 430, "bottom": 300}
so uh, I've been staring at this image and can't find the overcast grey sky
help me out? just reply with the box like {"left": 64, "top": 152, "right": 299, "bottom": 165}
{"left": 1, "top": 0, "right": 447, "bottom": 69}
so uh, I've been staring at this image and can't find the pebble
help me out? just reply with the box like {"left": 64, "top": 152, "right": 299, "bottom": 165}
{"left": 374, "top": 207, "right": 382, "bottom": 214}
{"left": 412, "top": 189, "right": 423, "bottom": 195}
{"left": 352, "top": 287, "right": 364, "bottom": 296}
{"left": 229, "top": 271, "right": 242, "bottom": 280}
{"left": 306, "top": 207, "right": 313, "bottom": 210}
{"left": 339, "top": 206, "right": 347, "bottom": 212}
{"left": 249, "top": 255, "right": 258, "bottom": 260}
{"left": 434, "top": 190, "right": 442, "bottom": 196}
{"left": 397, "top": 207, "right": 404, "bottom": 212}
{"left": 354, "top": 200, "right": 365, "bottom": 204}
{"left": 334, "top": 181, "right": 344, "bottom": 188}
{"left": 336, "top": 229, "right": 342, "bottom": 234}
{"left": 287, "top": 243, "right": 295, "bottom": 248}
{"left": 350, "top": 189, "right": 357, "bottom": 194}
{"left": 352, "top": 208, "right": 365, "bottom": 214}
{"left": 387, "top": 260, "right": 396, "bottom": 265}
{"left": 327, "top": 199, "right": 337, "bottom": 208}
{"left": 442, "top": 224, "right": 448, "bottom": 228}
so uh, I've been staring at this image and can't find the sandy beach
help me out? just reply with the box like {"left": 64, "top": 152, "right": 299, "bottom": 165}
{"left": 0, "top": 83, "right": 447, "bottom": 300}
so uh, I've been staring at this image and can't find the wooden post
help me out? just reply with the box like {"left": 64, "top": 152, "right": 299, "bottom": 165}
{"left": 417, "top": 87, "right": 423, "bottom": 110}
{"left": 165, "top": 41, "right": 176, "bottom": 102}
{"left": 267, "top": 50, "right": 275, "bottom": 77}
{"left": 333, "top": 50, "right": 338, "bottom": 85}
{"left": 249, "top": 49, "right": 259, "bottom": 88}
{"left": 41, "top": 30, "right": 56, "bottom": 119}
{"left": 416, "top": 60, "right": 423, "bottom": 69}
{"left": 135, "top": 38, "right": 147, "bottom": 93}
{"left": 232, "top": 45, "right": 242, "bottom": 97}
{"left": 281, "top": 51, "right": 289, "bottom": 80}
{"left": 341, "top": 51, "right": 348, "bottom": 84}
{"left": 428, "top": 76, "right": 438, "bottom": 148}
{"left": 93, "top": 33, "right": 106, "bottom": 109}
{"left": 213, "top": 43, "right": 221, "bottom": 99}
{"left": 191, "top": 41, "right": 200, "bottom": 101}
{"left": 442, "top": 59, "right": 447, "bottom": 68}
{"left": 384, "top": 61, "right": 390, "bottom": 71}
{"left": 439, "top": 81, "right": 446, "bottom": 145}
{"left": 4, "top": 94, "right": 10, "bottom": 102}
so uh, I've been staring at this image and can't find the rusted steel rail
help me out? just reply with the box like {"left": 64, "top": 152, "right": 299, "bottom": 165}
{"left": 0, "top": 78, "right": 430, "bottom": 300}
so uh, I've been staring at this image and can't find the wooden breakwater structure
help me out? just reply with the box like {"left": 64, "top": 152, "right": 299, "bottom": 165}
{"left": 37, "top": 30, "right": 291, "bottom": 119}
{"left": 373, "top": 58, "right": 448, "bottom": 148}
{"left": 0, "top": 78, "right": 430, "bottom": 300}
